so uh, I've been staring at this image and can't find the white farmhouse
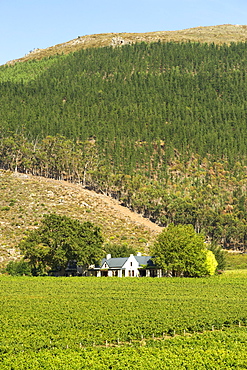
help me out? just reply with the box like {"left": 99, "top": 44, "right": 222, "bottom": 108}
{"left": 88, "top": 253, "right": 163, "bottom": 277}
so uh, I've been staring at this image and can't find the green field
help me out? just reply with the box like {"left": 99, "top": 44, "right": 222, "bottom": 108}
{"left": 1, "top": 272, "right": 247, "bottom": 369}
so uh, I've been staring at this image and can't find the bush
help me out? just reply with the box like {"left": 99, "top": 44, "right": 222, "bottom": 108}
{"left": 5, "top": 260, "right": 32, "bottom": 276}
{"left": 208, "top": 243, "right": 226, "bottom": 271}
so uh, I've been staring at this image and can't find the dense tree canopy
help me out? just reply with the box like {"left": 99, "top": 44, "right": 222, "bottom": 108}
{"left": 19, "top": 214, "right": 104, "bottom": 275}
{"left": 152, "top": 224, "right": 217, "bottom": 277}
{"left": 2, "top": 41, "right": 247, "bottom": 250}
{"left": 1, "top": 41, "right": 247, "bottom": 167}
{"left": 104, "top": 243, "right": 136, "bottom": 258}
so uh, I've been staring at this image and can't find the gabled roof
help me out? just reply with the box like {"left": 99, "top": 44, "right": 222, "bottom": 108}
{"left": 101, "top": 257, "right": 128, "bottom": 269}
{"left": 134, "top": 256, "right": 155, "bottom": 267}
{"left": 99, "top": 255, "right": 156, "bottom": 269}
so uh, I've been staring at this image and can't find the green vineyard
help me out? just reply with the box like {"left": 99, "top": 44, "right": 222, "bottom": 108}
{"left": 1, "top": 272, "right": 247, "bottom": 369}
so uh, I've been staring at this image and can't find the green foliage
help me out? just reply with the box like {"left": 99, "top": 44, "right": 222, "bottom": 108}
{"left": 5, "top": 259, "right": 31, "bottom": 276}
{"left": 1, "top": 329, "right": 247, "bottom": 369}
{"left": 0, "top": 56, "right": 67, "bottom": 83}
{"left": 204, "top": 250, "right": 218, "bottom": 276}
{"left": 153, "top": 224, "right": 209, "bottom": 277}
{"left": 1, "top": 206, "right": 10, "bottom": 211}
{"left": 19, "top": 213, "right": 104, "bottom": 275}
{"left": 104, "top": 243, "right": 136, "bottom": 258}
{"left": 208, "top": 243, "right": 226, "bottom": 271}
{"left": 1, "top": 274, "right": 247, "bottom": 368}
{"left": 2, "top": 41, "right": 247, "bottom": 167}
{"left": 2, "top": 42, "right": 247, "bottom": 250}
{"left": 225, "top": 253, "right": 247, "bottom": 270}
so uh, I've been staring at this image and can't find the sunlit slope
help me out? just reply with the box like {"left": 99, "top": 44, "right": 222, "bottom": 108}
{"left": 4, "top": 24, "right": 247, "bottom": 65}
{"left": 0, "top": 171, "right": 160, "bottom": 266}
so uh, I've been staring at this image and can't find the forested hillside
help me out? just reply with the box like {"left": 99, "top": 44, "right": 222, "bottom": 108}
{"left": 1, "top": 39, "right": 247, "bottom": 250}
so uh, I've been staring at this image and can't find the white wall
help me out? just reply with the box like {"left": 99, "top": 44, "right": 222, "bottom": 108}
{"left": 122, "top": 254, "right": 140, "bottom": 277}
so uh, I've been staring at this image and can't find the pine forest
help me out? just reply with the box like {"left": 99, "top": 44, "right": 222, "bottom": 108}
{"left": 1, "top": 40, "right": 247, "bottom": 250}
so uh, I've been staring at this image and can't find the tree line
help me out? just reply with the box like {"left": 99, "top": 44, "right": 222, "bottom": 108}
{"left": 1, "top": 134, "right": 247, "bottom": 250}
{"left": 6, "top": 213, "right": 223, "bottom": 277}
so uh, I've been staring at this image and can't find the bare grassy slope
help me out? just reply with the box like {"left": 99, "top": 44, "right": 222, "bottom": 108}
{"left": 6, "top": 24, "right": 247, "bottom": 65}
{"left": 0, "top": 171, "right": 161, "bottom": 266}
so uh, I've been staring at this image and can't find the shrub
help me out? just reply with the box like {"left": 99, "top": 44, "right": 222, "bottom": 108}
{"left": 5, "top": 260, "right": 32, "bottom": 276}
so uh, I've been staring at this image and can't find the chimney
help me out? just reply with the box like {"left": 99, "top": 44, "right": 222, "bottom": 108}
{"left": 106, "top": 254, "right": 111, "bottom": 260}
{"left": 137, "top": 252, "right": 142, "bottom": 256}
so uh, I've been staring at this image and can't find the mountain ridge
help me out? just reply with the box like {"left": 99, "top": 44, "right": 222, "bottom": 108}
{"left": 6, "top": 24, "right": 247, "bottom": 65}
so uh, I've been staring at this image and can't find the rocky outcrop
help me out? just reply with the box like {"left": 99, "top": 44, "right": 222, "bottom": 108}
{"left": 111, "top": 37, "right": 131, "bottom": 46}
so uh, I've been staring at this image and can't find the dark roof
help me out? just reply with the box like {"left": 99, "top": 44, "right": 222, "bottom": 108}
{"left": 134, "top": 256, "right": 156, "bottom": 267}
{"left": 101, "top": 257, "right": 128, "bottom": 269}
{"left": 99, "top": 255, "right": 156, "bottom": 269}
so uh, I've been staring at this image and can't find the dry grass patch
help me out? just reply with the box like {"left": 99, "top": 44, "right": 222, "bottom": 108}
{"left": 6, "top": 24, "right": 247, "bottom": 65}
{"left": 0, "top": 171, "right": 160, "bottom": 267}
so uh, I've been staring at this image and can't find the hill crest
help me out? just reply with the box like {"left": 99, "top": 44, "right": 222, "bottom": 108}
{"left": 6, "top": 24, "right": 247, "bottom": 65}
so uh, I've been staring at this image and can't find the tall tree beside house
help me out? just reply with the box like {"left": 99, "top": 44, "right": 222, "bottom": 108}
{"left": 19, "top": 213, "right": 104, "bottom": 275}
{"left": 152, "top": 224, "right": 217, "bottom": 277}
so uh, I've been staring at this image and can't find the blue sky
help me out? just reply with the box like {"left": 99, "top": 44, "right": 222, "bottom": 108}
{"left": 1, "top": 0, "right": 247, "bottom": 65}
